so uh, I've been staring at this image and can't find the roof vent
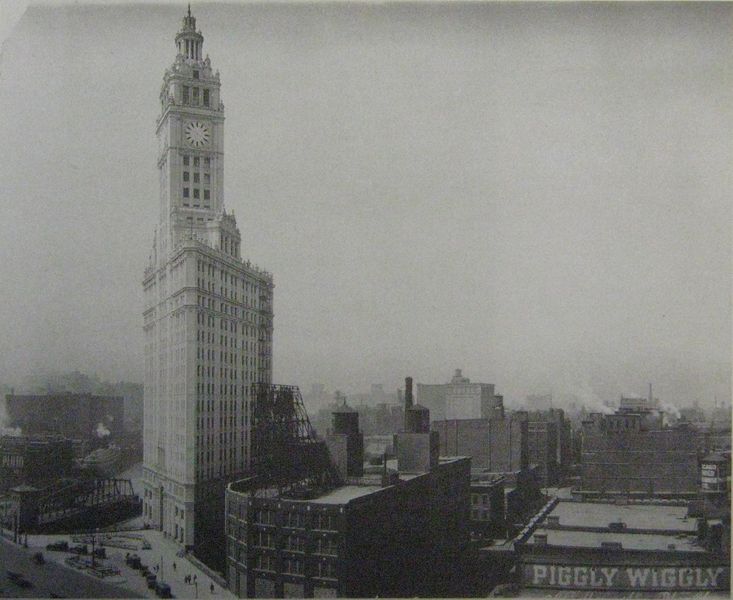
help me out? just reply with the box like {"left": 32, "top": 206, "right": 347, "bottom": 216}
{"left": 533, "top": 534, "right": 548, "bottom": 546}
{"left": 546, "top": 516, "right": 560, "bottom": 526}
{"left": 608, "top": 521, "right": 627, "bottom": 532}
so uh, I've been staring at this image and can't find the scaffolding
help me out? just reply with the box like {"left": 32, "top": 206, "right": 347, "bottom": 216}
{"left": 251, "top": 383, "right": 342, "bottom": 496}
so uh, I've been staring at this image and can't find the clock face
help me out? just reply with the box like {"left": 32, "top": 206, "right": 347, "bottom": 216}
{"left": 184, "top": 121, "right": 210, "bottom": 148}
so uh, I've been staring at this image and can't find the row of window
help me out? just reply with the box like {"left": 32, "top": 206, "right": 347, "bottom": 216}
{"left": 253, "top": 511, "right": 337, "bottom": 531}
{"left": 182, "top": 85, "right": 210, "bottom": 108}
{"left": 183, "top": 187, "right": 210, "bottom": 200}
{"left": 253, "top": 556, "right": 336, "bottom": 579}
{"left": 183, "top": 171, "right": 210, "bottom": 184}
{"left": 184, "top": 155, "right": 210, "bottom": 168}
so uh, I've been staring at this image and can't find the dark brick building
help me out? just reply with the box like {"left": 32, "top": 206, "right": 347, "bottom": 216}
{"left": 579, "top": 412, "right": 700, "bottom": 499}
{"left": 432, "top": 411, "right": 528, "bottom": 472}
{"left": 225, "top": 378, "right": 471, "bottom": 598}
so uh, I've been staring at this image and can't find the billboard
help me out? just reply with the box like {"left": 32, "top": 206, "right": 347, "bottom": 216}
{"left": 524, "top": 564, "right": 729, "bottom": 591}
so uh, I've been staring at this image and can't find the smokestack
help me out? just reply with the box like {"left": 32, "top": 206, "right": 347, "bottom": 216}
{"left": 404, "top": 377, "right": 413, "bottom": 410}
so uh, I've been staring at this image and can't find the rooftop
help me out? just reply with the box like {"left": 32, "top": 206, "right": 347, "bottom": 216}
{"left": 533, "top": 529, "right": 704, "bottom": 553}
{"left": 291, "top": 484, "right": 385, "bottom": 505}
{"left": 545, "top": 501, "right": 696, "bottom": 533}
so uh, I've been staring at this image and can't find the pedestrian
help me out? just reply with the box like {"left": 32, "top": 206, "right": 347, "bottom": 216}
{"left": 173, "top": 561, "right": 177, "bottom": 571}
{"left": 193, "top": 574, "right": 197, "bottom": 583}
{"left": 210, "top": 583, "right": 215, "bottom": 594}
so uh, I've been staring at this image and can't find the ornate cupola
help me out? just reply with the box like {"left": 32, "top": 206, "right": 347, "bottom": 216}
{"left": 175, "top": 4, "right": 204, "bottom": 61}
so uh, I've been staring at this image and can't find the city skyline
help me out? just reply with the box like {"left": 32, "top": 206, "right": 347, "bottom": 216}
{"left": 0, "top": 1, "right": 730, "bottom": 407}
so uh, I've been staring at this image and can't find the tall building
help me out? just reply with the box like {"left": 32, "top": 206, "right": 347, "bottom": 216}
{"left": 142, "top": 8, "right": 274, "bottom": 551}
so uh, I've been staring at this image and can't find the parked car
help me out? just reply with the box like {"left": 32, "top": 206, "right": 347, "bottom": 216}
{"left": 155, "top": 582, "right": 172, "bottom": 598}
{"left": 126, "top": 554, "right": 142, "bottom": 569}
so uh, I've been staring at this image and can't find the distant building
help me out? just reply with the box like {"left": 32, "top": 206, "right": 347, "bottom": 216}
{"left": 526, "top": 420, "right": 558, "bottom": 487}
{"left": 4, "top": 393, "right": 124, "bottom": 440}
{"left": 432, "top": 410, "right": 527, "bottom": 472}
{"left": 225, "top": 377, "right": 471, "bottom": 598}
{"left": 0, "top": 435, "right": 74, "bottom": 489}
{"left": 417, "top": 369, "right": 503, "bottom": 421}
{"left": 579, "top": 412, "right": 699, "bottom": 499}
{"left": 512, "top": 499, "right": 730, "bottom": 594}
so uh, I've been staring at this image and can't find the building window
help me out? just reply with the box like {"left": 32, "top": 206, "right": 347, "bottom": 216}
{"left": 286, "top": 535, "right": 305, "bottom": 552}
{"left": 284, "top": 559, "right": 303, "bottom": 575}
{"left": 316, "top": 562, "right": 336, "bottom": 579}
{"left": 204, "top": 157, "right": 211, "bottom": 167}
{"left": 203, "top": 89, "right": 210, "bottom": 107}
{"left": 183, "top": 171, "right": 189, "bottom": 182}
{"left": 192, "top": 87, "right": 200, "bottom": 105}
{"left": 204, "top": 189, "right": 210, "bottom": 200}
{"left": 194, "top": 188, "right": 200, "bottom": 199}
{"left": 194, "top": 157, "right": 200, "bottom": 167}
{"left": 316, "top": 538, "right": 337, "bottom": 556}
{"left": 183, "top": 187, "right": 189, "bottom": 198}
{"left": 194, "top": 172, "right": 200, "bottom": 183}
{"left": 183, "top": 86, "right": 190, "bottom": 104}
{"left": 287, "top": 512, "right": 305, "bottom": 528}
{"left": 256, "top": 530, "right": 273, "bottom": 548}
{"left": 204, "top": 173, "right": 210, "bottom": 184}
{"left": 183, "top": 156, "right": 190, "bottom": 166}
{"left": 255, "top": 555, "right": 275, "bottom": 572}
{"left": 193, "top": 70, "right": 199, "bottom": 79}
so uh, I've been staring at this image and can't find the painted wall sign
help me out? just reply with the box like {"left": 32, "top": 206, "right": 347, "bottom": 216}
{"left": 524, "top": 564, "right": 729, "bottom": 591}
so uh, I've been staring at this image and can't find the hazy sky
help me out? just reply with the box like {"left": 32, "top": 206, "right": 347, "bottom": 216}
{"left": 0, "top": 1, "right": 730, "bottom": 407}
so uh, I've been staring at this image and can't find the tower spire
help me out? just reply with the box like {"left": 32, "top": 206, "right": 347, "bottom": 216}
{"left": 188, "top": 3, "right": 191, "bottom": 18}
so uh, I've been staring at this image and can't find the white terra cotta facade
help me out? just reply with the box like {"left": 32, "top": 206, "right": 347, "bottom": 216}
{"left": 142, "top": 8, "right": 274, "bottom": 548}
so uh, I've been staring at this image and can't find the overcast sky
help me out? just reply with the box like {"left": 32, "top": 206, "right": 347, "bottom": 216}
{"left": 0, "top": 1, "right": 730, "bottom": 407}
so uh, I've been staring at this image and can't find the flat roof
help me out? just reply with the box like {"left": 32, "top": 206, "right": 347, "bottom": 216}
{"left": 547, "top": 501, "right": 696, "bottom": 533}
{"left": 533, "top": 529, "right": 705, "bottom": 553}
{"left": 291, "top": 484, "right": 384, "bottom": 505}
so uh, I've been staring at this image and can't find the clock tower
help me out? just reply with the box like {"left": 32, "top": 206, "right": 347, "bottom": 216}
{"left": 143, "top": 7, "right": 274, "bottom": 557}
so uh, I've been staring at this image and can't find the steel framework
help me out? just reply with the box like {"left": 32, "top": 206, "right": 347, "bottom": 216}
{"left": 251, "top": 383, "right": 342, "bottom": 495}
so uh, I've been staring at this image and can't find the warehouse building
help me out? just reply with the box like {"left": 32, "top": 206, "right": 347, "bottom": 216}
{"left": 578, "top": 412, "right": 699, "bottom": 499}
{"left": 514, "top": 499, "right": 730, "bottom": 594}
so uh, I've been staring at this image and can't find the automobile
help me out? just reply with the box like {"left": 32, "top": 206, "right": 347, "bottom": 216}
{"left": 146, "top": 574, "right": 157, "bottom": 589}
{"left": 7, "top": 571, "right": 33, "bottom": 588}
{"left": 126, "top": 554, "right": 142, "bottom": 569}
{"left": 46, "top": 541, "right": 69, "bottom": 552}
{"left": 155, "top": 582, "right": 172, "bottom": 598}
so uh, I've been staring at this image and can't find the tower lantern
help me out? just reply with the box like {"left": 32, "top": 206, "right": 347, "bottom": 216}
{"left": 175, "top": 4, "right": 204, "bottom": 60}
